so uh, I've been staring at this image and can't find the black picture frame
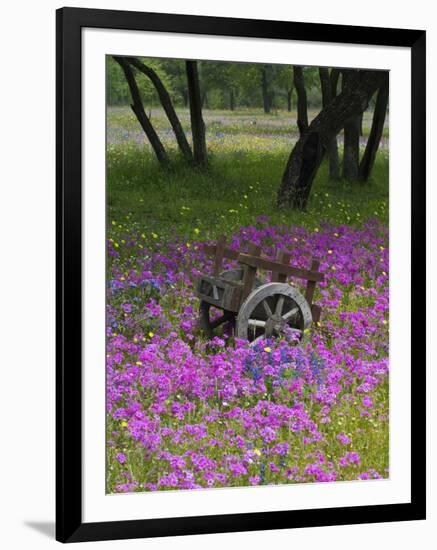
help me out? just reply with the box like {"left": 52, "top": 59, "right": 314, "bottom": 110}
{"left": 56, "top": 6, "right": 426, "bottom": 543}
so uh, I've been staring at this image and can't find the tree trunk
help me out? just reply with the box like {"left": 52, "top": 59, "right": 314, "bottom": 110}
{"left": 330, "top": 68, "right": 340, "bottom": 99}
{"left": 186, "top": 60, "right": 208, "bottom": 167}
{"left": 359, "top": 73, "right": 389, "bottom": 181}
{"left": 329, "top": 68, "right": 341, "bottom": 181}
{"left": 293, "top": 66, "right": 308, "bottom": 135}
{"left": 261, "top": 67, "right": 271, "bottom": 114}
{"left": 125, "top": 57, "right": 193, "bottom": 163}
{"left": 271, "top": 91, "right": 276, "bottom": 110}
{"left": 277, "top": 70, "right": 384, "bottom": 210}
{"left": 319, "top": 67, "right": 340, "bottom": 180}
{"left": 342, "top": 70, "right": 361, "bottom": 182}
{"left": 328, "top": 144, "right": 340, "bottom": 182}
{"left": 229, "top": 89, "right": 235, "bottom": 111}
{"left": 343, "top": 115, "right": 361, "bottom": 181}
{"left": 286, "top": 90, "right": 292, "bottom": 112}
{"left": 114, "top": 57, "right": 169, "bottom": 166}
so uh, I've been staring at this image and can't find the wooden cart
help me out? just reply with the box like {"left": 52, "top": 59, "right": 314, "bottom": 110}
{"left": 195, "top": 235, "right": 324, "bottom": 345}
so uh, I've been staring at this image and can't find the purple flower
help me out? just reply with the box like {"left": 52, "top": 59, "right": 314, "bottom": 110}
{"left": 115, "top": 452, "right": 126, "bottom": 464}
{"left": 338, "top": 432, "right": 351, "bottom": 446}
{"left": 106, "top": 221, "right": 389, "bottom": 493}
{"left": 362, "top": 395, "right": 373, "bottom": 408}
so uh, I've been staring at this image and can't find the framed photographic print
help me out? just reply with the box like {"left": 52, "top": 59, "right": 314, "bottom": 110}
{"left": 56, "top": 6, "right": 426, "bottom": 543}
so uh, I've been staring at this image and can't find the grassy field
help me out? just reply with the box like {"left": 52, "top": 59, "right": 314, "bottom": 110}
{"left": 107, "top": 107, "right": 389, "bottom": 244}
{"left": 105, "top": 107, "right": 389, "bottom": 493}
{"left": 107, "top": 106, "right": 389, "bottom": 143}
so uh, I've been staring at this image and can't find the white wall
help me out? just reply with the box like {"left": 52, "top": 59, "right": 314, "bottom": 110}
{"left": 0, "top": 1, "right": 434, "bottom": 548}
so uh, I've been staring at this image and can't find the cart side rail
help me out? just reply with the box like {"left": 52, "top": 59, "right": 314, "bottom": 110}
{"left": 236, "top": 253, "right": 323, "bottom": 283}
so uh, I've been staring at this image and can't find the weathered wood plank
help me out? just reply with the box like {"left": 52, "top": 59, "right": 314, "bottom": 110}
{"left": 241, "top": 243, "right": 261, "bottom": 301}
{"left": 311, "top": 303, "right": 322, "bottom": 324}
{"left": 237, "top": 253, "right": 324, "bottom": 282}
{"left": 213, "top": 235, "right": 227, "bottom": 276}
{"left": 271, "top": 250, "right": 291, "bottom": 282}
{"left": 305, "top": 258, "right": 321, "bottom": 304}
{"left": 203, "top": 244, "right": 240, "bottom": 261}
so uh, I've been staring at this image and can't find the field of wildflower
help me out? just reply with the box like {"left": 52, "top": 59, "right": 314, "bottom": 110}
{"left": 106, "top": 108, "right": 389, "bottom": 493}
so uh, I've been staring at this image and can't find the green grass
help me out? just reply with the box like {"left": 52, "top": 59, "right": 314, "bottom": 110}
{"left": 107, "top": 144, "right": 388, "bottom": 243}
{"left": 107, "top": 107, "right": 388, "bottom": 243}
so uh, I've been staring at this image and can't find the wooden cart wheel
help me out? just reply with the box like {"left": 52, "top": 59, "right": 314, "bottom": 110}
{"left": 199, "top": 268, "right": 262, "bottom": 338}
{"left": 236, "top": 282, "right": 312, "bottom": 346}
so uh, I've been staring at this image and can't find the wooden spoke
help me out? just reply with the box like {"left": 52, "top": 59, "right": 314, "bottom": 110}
{"left": 282, "top": 306, "right": 299, "bottom": 321}
{"left": 248, "top": 319, "right": 266, "bottom": 328}
{"left": 262, "top": 300, "right": 273, "bottom": 318}
{"left": 275, "top": 295, "right": 285, "bottom": 316}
